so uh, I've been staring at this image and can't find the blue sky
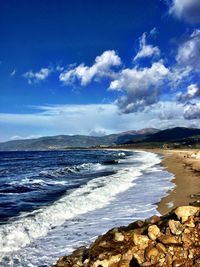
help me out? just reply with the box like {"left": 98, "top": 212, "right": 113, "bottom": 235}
{"left": 0, "top": 0, "right": 200, "bottom": 141}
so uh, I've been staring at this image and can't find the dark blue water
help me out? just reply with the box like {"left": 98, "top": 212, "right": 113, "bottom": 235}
{"left": 0, "top": 150, "right": 131, "bottom": 223}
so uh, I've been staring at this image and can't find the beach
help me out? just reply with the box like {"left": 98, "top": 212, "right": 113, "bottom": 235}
{"left": 153, "top": 149, "right": 200, "bottom": 215}
{"left": 0, "top": 148, "right": 199, "bottom": 266}
{"left": 54, "top": 149, "right": 200, "bottom": 267}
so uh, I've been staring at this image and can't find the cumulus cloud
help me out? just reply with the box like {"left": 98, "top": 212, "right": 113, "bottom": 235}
{"left": 134, "top": 32, "right": 160, "bottom": 61}
{"left": 23, "top": 68, "right": 52, "bottom": 84}
{"left": 177, "top": 84, "right": 200, "bottom": 102}
{"left": 59, "top": 50, "right": 121, "bottom": 86}
{"left": 184, "top": 103, "right": 200, "bottom": 119}
{"left": 169, "top": 66, "right": 192, "bottom": 88}
{"left": 176, "top": 29, "right": 200, "bottom": 70}
{"left": 109, "top": 61, "right": 169, "bottom": 113}
{"left": 169, "top": 0, "right": 200, "bottom": 24}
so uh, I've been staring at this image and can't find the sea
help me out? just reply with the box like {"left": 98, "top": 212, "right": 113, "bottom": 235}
{"left": 0, "top": 149, "right": 174, "bottom": 266}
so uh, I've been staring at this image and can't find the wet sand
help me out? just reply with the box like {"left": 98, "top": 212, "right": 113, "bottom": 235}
{"left": 151, "top": 149, "right": 200, "bottom": 215}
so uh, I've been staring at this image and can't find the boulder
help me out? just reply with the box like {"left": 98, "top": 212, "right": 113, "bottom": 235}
{"left": 53, "top": 205, "right": 200, "bottom": 267}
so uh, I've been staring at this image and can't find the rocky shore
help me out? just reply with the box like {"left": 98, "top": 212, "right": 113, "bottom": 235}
{"left": 53, "top": 204, "right": 200, "bottom": 267}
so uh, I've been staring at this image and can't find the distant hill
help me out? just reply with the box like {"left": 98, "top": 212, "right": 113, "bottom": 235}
{"left": 0, "top": 127, "right": 199, "bottom": 151}
{"left": 114, "top": 128, "right": 159, "bottom": 144}
{"left": 144, "top": 127, "right": 200, "bottom": 142}
{"left": 0, "top": 128, "right": 158, "bottom": 151}
{"left": 124, "top": 127, "right": 200, "bottom": 148}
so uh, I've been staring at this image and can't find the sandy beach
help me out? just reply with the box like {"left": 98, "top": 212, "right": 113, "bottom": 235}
{"left": 150, "top": 149, "right": 200, "bottom": 215}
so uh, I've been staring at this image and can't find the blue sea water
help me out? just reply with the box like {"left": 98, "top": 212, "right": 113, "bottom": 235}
{"left": 0, "top": 149, "right": 174, "bottom": 266}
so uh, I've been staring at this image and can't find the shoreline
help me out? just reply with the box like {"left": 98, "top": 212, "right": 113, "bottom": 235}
{"left": 146, "top": 149, "right": 200, "bottom": 215}
{"left": 106, "top": 147, "right": 200, "bottom": 215}
{"left": 54, "top": 148, "right": 200, "bottom": 267}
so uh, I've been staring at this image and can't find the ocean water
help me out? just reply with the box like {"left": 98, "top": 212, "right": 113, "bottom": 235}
{"left": 0, "top": 149, "right": 174, "bottom": 266}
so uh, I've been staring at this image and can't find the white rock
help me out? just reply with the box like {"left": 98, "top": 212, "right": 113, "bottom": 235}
{"left": 175, "top": 206, "right": 200, "bottom": 223}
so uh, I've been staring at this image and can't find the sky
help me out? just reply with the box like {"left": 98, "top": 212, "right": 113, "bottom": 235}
{"left": 0, "top": 0, "right": 200, "bottom": 141}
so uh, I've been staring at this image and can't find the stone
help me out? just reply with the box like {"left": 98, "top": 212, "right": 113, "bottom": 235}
{"left": 133, "top": 234, "right": 149, "bottom": 249}
{"left": 53, "top": 205, "right": 200, "bottom": 267}
{"left": 166, "top": 254, "right": 173, "bottom": 265}
{"left": 92, "top": 254, "right": 121, "bottom": 267}
{"left": 132, "top": 249, "right": 145, "bottom": 265}
{"left": 175, "top": 206, "right": 199, "bottom": 223}
{"left": 145, "top": 247, "right": 159, "bottom": 261}
{"left": 145, "top": 215, "right": 160, "bottom": 224}
{"left": 158, "top": 235, "right": 182, "bottom": 245}
{"left": 156, "top": 242, "right": 166, "bottom": 253}
{"left": 148, "top": 225, "right": 160, "bottom": 240}
{"left": 184, "top": 216, "right": 195, "bottom": 227}
{"left": 114, "top": 232, "right": 124, "bottom": 242}
{"left": 168, "top": 220, "right": 184, "bottom": 235}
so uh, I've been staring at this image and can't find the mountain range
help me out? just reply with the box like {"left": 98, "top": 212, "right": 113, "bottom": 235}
{"left": 0, "top": 127, "right": 200, "bottom": 151}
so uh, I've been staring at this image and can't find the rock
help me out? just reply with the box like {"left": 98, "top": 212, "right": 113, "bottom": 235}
{"left": 53, "top": 205, "right": 200, "bottom": 267}
{"left": 168, "top": 220, "right": 184, "bottom": 235}
{"left": 92, "top": 254, "right": 121, "bottom": 267}
{"left": 156, "top": 242, "right": 166, "bottom": 253}
{"left": 145, "top": 247, "right": 159, "bottom": 262}
{"left": 132, "top": 249, "right": 145, "bottom": 265}
{"left": 165, "top": 253, "right": 173, "bottom": 265}
{"left": 145, "top": 215, "right": 160, "bottom": 224}
{"left": 184, "top": 216, "right": 195, "bottom": 227}
{"left": 158, "top": 234, "right": 182, "bottom": 245}
{"left": 148, "top": 225, "right": 160, "bottom": 240}
{"left": 114, "top": 232, "right": 124, "bottom": 242}
{"left": 175, "top": 206, "right": 199, "bottom": 223}
{"left": 133, "top": 234, "right": 149, "bottom": 249}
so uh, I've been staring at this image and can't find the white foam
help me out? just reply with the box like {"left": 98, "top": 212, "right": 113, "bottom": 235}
{"left": 39, "top": 162, "right": 103, "bottom": 178}
{"left": 167, "top": 201, "right": 174, "bottom": 209}
{"left": 0, "top": 151, "right": 161, "bottom": 258}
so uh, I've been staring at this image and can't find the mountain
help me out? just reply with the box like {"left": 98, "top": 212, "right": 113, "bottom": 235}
{"left": 0, "top": 127, "right": 199, "bottom": 151}
{"left": 124, "top": 127, "right": 200, "bottom": 148}
{"left": 144, "top": 127, "right": 200, "bottom": 142}
{"left": 0, "top": 128, "right": 159, "bottom": 151}
{"left": 114, "top": 128, "right": 159, "bottom": 144}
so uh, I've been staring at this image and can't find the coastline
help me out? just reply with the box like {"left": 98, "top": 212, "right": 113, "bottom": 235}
{"left": 53, "top": 148, "right": 200, "bottom": 266}
{"left": 146, "top": 149, "right": 200, "bottom": 215}
{"left": 107, "top": 147, "right": 200, "bottom": 215}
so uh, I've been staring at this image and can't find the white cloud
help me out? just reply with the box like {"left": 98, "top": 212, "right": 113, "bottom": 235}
{"left": 109, "top": 61, "right": 169, "bottom": 113}
{"left": 0, "top": 102, "right": 196, "bottom": 142}
{"left": 177, "top": 84, "right": 200, "bottom": 102}
{"left": 134, "top": 32, "right": 160, "bottom": 61}
{"left": 166, "top": 29, "right": 200, "bottom": 89}
{"left": 168, "top": 66, "right": 192, "bottom": 88}
{"left": 149, "top": 27, "right": 158, "bottom": 36}
{"left": 176, "top": 29, "right": 200, "bottom": 71}
{"left": 184, "top": 103, "right": 200, "bottom": 119}
{"left": 59, "top": 50, "right": 121, "bottom": 86}
{"left": 10, "top": 135, "right": 41, "bottom": 141}
{"left": 10, "top": 69, "right": 16, "bottom": 76}
{"left": 23, "top": 68, "right": 52, "bottom": 84}
{"left": 56, "top": 65, "right": 64, "bottom": 72}
{"left": 169, "top": 0, "right": 200, "bottom": 24}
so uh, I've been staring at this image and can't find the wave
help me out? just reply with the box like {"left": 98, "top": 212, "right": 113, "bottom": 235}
{"left": 0, "top": 151, "right": 161, "bottom": 258}
{"left": 39, "top": 162, "right": 103, "bottom": 178}
{"left": 115, "top": 152, "right": 126, "bottom": 158}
